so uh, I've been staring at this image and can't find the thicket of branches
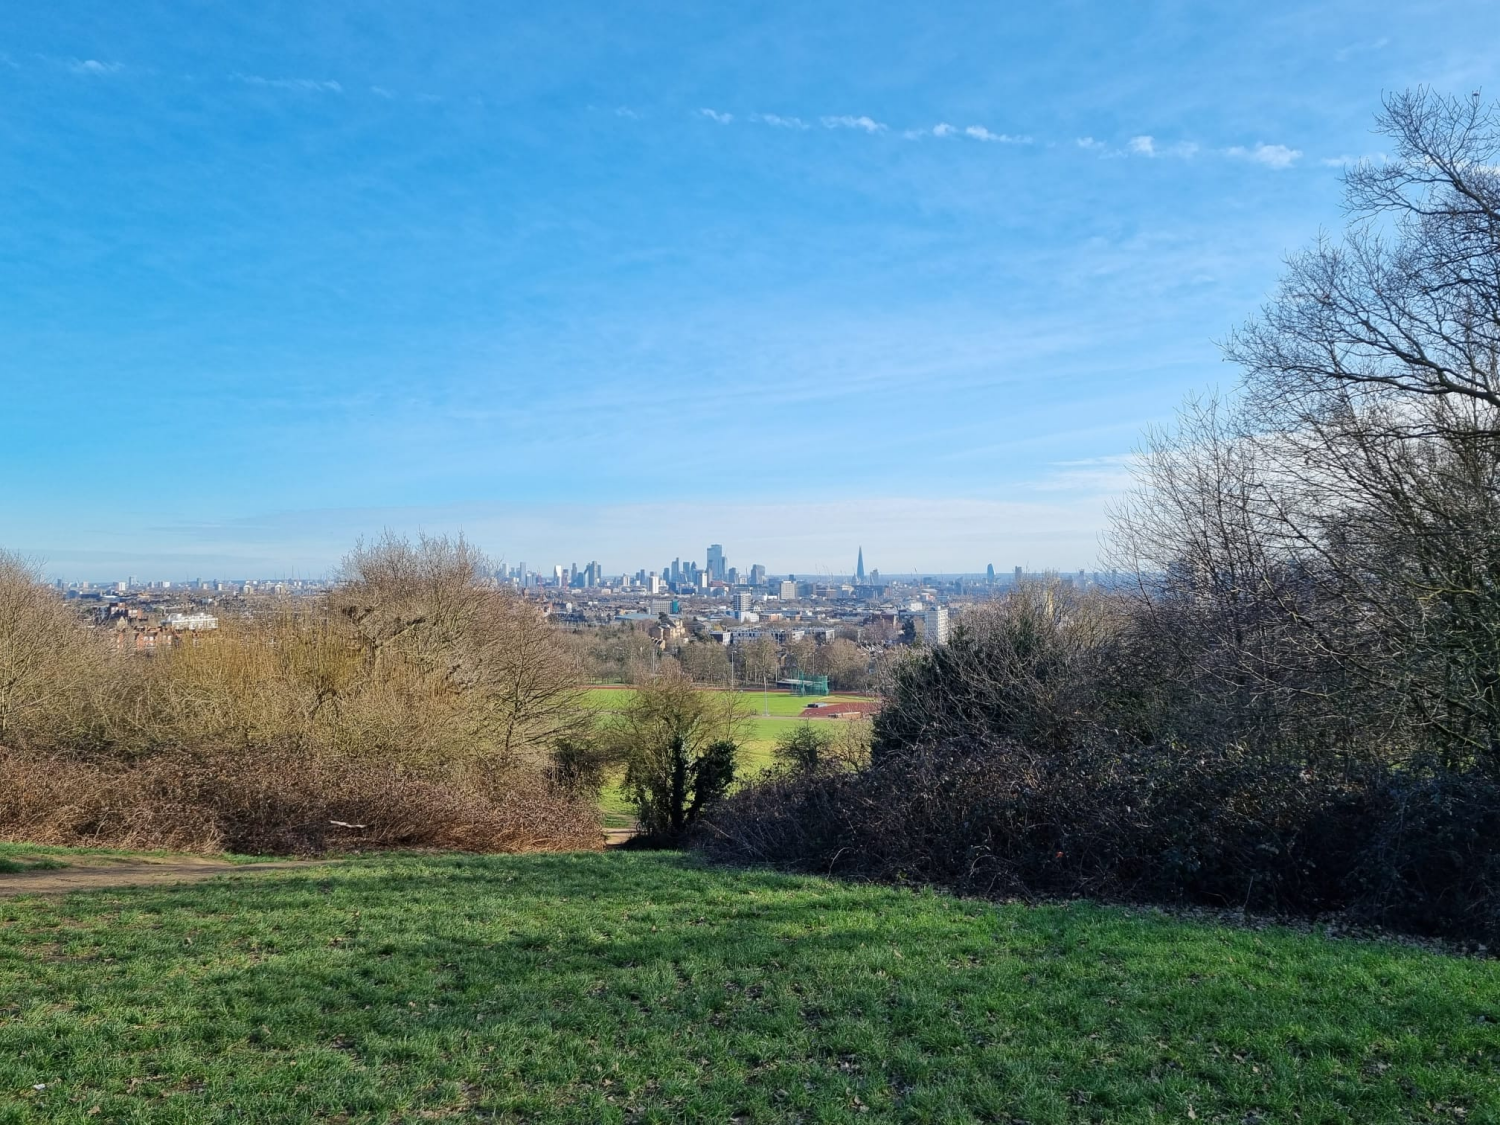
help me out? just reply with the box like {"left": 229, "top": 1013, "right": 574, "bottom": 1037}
{"left": 0, "top": 534, "right": 598, "bottom": 854}
{"left": 701, "top": 90, "right": 1500, "bottom": 943}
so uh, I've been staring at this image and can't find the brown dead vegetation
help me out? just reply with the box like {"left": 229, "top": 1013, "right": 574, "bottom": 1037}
{"left": 0, "top": 535, "right": 599, "bottom": 855}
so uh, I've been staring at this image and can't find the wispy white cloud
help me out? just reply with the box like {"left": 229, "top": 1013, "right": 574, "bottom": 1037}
{"left": 750, "top": 112, "right": 809, "bottom": 129}
{"left": 1334, "top": 36, "right": 1389, "bottom": 62}
{"left": 699, "top": 107, "right": 734, "bottom": 124}
{"left": 1226, "top": 142, "right": 1300, "bottom": 169}
{"left": 1032, "top": 453, "right": 1136, "bottom": 494}
{"left": 613, "top": 106, "right": 640, "bottom": 119}
{"left": 821, "top": 114, "right": 886, "bottom": 133}
{"left": 69, "top": 59, "right": 124, "bottom": 76}
{"left": 369, "top": 85, "right": 395, "bottom": 98}
{"left": 1076, "top": 136, "right": 1105, "bottom": 150}
{"left": 964, "top": 125, "right": 1030, "bottom": 144}
{"left": 1125, "top": 135, "right": 1199, "bottom": 159}
{"left": 903, "top": 122, "right": 957, "bottom": 139}
{"left": 233, "top": 73, "right": 343, "bottom": 94}
{"left": 1319, "top": 152, "right": 1386, "bottom": 168}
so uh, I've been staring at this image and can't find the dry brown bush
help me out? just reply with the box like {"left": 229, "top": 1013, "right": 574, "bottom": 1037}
{"left": 0, "top": 534, "right": 602, "bottom": 854}
{"left": 0, "top": 747, "right": 599, "bottom": 854}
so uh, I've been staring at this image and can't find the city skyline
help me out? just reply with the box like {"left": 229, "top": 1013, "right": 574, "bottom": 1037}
{"left": 5, "top": 3, "right": 1494, "bottom": 576}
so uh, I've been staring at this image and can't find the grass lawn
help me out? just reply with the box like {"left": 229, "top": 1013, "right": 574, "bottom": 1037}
{"left": 2, "top": 851, "right": 1497, "bottom": 1123}
{"left": 586, "top": 688, "right": 869, "bottom": 829}
{"left": 580, "top": 687, "right": 875, "bottom": 718}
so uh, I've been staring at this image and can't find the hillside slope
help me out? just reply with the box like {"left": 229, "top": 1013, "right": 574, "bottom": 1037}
{"left": 2, "top": 851, "right": 1496, "bottom": 1123}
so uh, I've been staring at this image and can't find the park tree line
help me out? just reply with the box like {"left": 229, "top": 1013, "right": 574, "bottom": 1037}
{"left": 702, "top": 90, "right": 1500, "bottom": 945}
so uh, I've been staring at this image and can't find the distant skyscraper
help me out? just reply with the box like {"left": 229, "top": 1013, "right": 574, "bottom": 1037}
{"left": 856, "top": 547, "right": 865, "bottom": 582}
{"left": 986, "top": 563, "right": 995, "bottom": 584}
{"left": 707, "top": 543, "right": 725, "bottom": 581}
{"left": 924, "top": 605, "right": 950, "bottom": 646}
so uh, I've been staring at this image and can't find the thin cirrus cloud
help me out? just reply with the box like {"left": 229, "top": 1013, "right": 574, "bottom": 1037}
{"left": 695, "top": 112, "right": 1306, "bottom": 171}
{"left": 1225, "top": 142, "right": 1302, "bottom": 168}
{"left": 750, "top": 112, "right": 809, "bottom": 129}
{"left": 232, "top": 73, "right": 343, "bottom": 94}
{"left": 1077, "top": 134, "right": 1300, "bottom": 169}
{"left": 68, "top": 59, "right": 125, "bottom": 76}
{"left": 964, "top": 125, "right": 1030, "bottom": 144}
{"left": 821, "top": 114, "right": 886, "bottom": 133}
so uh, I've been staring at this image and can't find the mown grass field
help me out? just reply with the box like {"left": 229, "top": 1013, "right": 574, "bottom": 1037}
{"left": 2, "top": 850, "right": 1497, "bottom": 1124}
{"left": 584, "top": 688, "right": 876, "bottom": 829}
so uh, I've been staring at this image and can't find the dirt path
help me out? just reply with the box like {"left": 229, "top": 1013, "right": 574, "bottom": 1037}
{"left": 0, "top": 855, "right": 332, "bottom": 897}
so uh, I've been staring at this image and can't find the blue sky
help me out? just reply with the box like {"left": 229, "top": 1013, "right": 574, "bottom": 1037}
{"left": 3, "top": 2, "right": 1496, "bottom": 581}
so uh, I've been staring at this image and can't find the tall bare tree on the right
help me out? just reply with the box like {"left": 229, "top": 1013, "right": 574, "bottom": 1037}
{"left": 1134, "top": 90, "right": 1500, "bottom": 768}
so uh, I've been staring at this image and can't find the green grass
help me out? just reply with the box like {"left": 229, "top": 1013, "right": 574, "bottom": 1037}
{"left": 2, "top": 852, "right": 1496, "bottom": 1123}
{"left": 581, "top": 687, "right": 874, "bottom": 718}
{"left": 587, "top": 688, "right": 865, "bottom": 828}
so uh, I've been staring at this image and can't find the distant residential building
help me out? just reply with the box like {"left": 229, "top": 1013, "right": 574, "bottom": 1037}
{"left": 164, "top": 612, "right": 218, "bottom": 632}
{"left": 735, "top": 591, "right": 753, "bottom": 614}
{"left": 923, "top": 605, "right": 950, "bottom": 646}
{"left": 779, "top": 580, "right": 798, "bottom": 600}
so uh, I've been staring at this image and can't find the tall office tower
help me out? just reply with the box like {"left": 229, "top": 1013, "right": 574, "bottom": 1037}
{"left": 750, "top": 563, "right": 766, "bottom": 587}
{"left": 671, "top": 558, "right": 681, "bottom": 584}
{"left": 987, "top": 563, "right": 995, "bottom": 584}
{"left": 1014, "top": 566, "right": 1024, "bottom": 584}
{"left": 707, "top": 543, "right": 725, "bottom": 581}
{"left": 856, "top": 547, "right": 865, "bottom": 582}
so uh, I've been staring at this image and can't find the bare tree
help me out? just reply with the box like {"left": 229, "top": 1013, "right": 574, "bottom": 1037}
{"left": 1231, "top": 89, "right": 1500, "bottom": 429}
{"left": 1216, "top": 90, "right": 1500, "bottom": 766}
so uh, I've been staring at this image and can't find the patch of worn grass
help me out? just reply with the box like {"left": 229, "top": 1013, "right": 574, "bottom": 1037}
{"left": 1, "top": 851, "right": 1496, "bottom": 1123}
{"left": 0, "top": 858, "right": 65, "bottom": 875}
{"left": 0, "top": 842, "right": 286, "bottom": 866}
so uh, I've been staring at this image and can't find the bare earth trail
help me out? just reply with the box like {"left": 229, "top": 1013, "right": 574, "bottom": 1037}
{"left": 0, "top": 855, "right": 336, "bottom": 897}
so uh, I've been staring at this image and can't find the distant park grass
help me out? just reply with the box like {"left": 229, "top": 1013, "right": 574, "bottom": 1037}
{"left": 2, "top": 851, "right": 1497, "bottom": 1123}
{"left": 585, "top": 687, "right": 874, "bottom": 829}
{"left": 581, "top": 685, "right": 874, "bottom": 715}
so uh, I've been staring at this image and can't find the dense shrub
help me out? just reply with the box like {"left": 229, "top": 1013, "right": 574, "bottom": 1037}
{"left": 702, "top": 736, "right": 1499, "bottom": 943}
{"left": 0, "top": 747, "right": 599, "bottom": 855}
{"left": 0, "top": 535, "right": 603, "bottom": 855}
{"left": 701, "top": 589, "right": 1500, "bottom": 944}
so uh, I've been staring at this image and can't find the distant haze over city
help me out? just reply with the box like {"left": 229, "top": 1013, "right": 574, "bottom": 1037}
{"left": 22, "top": 496, "right": 1119, "bottom": 584}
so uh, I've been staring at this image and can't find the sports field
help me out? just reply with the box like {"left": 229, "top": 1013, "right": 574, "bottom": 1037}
{"left": 583, "top": 688, "right": 877, "bottom": 829}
